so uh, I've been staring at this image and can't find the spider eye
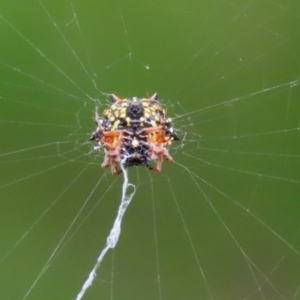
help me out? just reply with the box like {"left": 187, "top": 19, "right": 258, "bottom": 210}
{"left": 127, "top": 103, "right": 143, "bottom": 118}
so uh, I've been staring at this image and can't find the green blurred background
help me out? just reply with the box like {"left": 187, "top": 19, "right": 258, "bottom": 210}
{"left": 1, "top": 1, "right": 300, "bottom": 299}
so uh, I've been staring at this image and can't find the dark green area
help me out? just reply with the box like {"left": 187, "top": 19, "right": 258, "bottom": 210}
{"left": 0, "top": 1, "right": 300, "bottom": 299}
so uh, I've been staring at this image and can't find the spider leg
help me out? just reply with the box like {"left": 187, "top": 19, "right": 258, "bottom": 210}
{"left": 94, "top": 105, "right": 99, "bottom": 124}
{"left": 101, "top": 152, "right": 111, "bottom": 169}
{"left": 102, "top": 129, "right": 128, "bottom": 137}
{"left": 111, "top": 160, "right": 122, "bottom": 176}
{"left": 149, "top": 155, "right": 163, "bottom": 172}
{"left": 138, "top": 126, "right": 162, "bottom": 135}
{"left": 151, "top": 143, "right": 173, "bottom": 161}
{"left": 90, "top": 132, "right": 97, "bottom": 141}
{"left": 162, "top": 148, "right": 173, "bottom": 162}
{"left": 101, "top": 151, "right": 121, "bottom": 175}
{"left": 148, "top": 143, "right": 173, "bottom": 173}
{"left": 101, "top": 142, "right": 123, "bottom": 175}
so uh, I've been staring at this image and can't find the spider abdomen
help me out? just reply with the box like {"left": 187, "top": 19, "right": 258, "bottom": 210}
{"left": 91, "top": 94, "right": 179, "bottom": 175}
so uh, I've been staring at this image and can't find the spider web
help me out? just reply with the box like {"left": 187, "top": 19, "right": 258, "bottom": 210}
{"left": 1, "top": 0, "right": 300, "bottom": 300}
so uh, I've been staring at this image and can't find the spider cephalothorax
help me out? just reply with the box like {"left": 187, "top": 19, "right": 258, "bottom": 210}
{"left": 90, "top": 93, "right": 179, "bottom": 175}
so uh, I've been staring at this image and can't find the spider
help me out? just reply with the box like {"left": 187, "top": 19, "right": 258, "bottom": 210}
{"left": 90, "top": 93, "right": 179, "bottom": 175}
